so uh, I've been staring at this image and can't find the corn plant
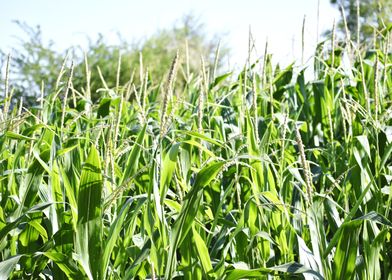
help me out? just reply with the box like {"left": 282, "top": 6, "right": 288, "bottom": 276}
{"left": 0, "top": 29, "right": 391, "bottom": 280}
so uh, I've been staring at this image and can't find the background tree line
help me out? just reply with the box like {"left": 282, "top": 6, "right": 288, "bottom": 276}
{"left": 330, "top": 0, "right": 392, "bottom": 43}
{"left": 0, "top": 14, "right": 228, "bottom": 106}
{"left": 1, "top": 2, "right": 391, "bottom": 106}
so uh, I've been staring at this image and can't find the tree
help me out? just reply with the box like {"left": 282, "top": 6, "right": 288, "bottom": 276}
{"left": 330, "top": 0, "right": 392, "bottom": 43}
{"left": 1, "top": 14, "right": 228, "bottom": 105}
{"left": 0, "top": 21, "right": 65, "bottom": 105}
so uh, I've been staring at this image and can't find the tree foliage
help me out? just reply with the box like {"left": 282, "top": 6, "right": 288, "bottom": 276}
{"left": 331, "top": 0, "right": 392, "bottom": 43}
{"left": 1, "top": 15, "right": 228, "bottom": 105}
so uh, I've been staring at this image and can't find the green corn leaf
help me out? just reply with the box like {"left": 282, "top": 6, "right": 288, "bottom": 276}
{"left": 44, "top": 251, "right": 86, "bottom": 279}
{"left": 211, "top": 72, "right": 232, "bottom": 88}
{"left": 225, "top": 262, "right": 324, "bottom": 280}
{"left": 324, "top": 182, "right": 371, "bottom": 258}
{"left": 75, "top": 145, "right": 103, "bottom": 280}
{"left": 180, "top": 130, "right": 224, "bottom": 147}
{"left": 0, "top": 255, "right": 22, "bottom": 280}
{"left": 354, "top": 211, "right": 392, "bottom": 227}
{"left": 165, "top": 160, "right": 224, "bottom": 279}
{"left": 160, "top": 143, "right": 180, "bottom": 200}
{"left": 120, "top": 124, "right": 146, "bottom": 186}
{"left": 192, "top": 226, "right": 214, "bottom": 278}
{"left": 0, "top": 202, "right": 52, "bottom": 244}
{"left": 56, "top": 144, "right": 79, "bottom": 157}
{"left": 332, "top": 220, "right": 362, "bottom": 280}
{"left": 101, "top": 196, "right": 147, "bottom": 278}
{"left": 77, "top": 145, "right": 102, "bottom": 223}
{"left": 5, "top": 131, "right": 35, "bottom": 141}
{"left": 356, "top": 135, "right": 371, "bottom": 159}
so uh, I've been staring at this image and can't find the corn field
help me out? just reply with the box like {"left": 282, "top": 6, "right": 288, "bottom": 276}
{"left": 0, "top": 32, "right": 392, "bottom": 279}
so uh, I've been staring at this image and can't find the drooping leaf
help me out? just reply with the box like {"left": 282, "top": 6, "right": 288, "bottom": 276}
{"left": 0, "top": 255, "right": 22, "bottom": 280}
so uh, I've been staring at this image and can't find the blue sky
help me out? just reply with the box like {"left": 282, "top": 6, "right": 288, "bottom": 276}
{"left": 0, "top": 0, "right": 339, "bottom": 66}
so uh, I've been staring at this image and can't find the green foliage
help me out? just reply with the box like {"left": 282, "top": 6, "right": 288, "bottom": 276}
{"left": 1, "top": 15, "right": 228, "bottom": 105}
{"left": 0, "top": 21, "right": 64, "bottom": 105}
{"left": 331, "top": 0, "right": 392, "bottom": 43}
{"left": 0, "top": 20, "right": 392, "bottom": 280}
